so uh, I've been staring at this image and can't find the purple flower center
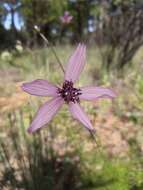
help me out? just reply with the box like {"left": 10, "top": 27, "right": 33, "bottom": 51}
{"left": 58, "top": 81, "right": 81, "bottom": 103}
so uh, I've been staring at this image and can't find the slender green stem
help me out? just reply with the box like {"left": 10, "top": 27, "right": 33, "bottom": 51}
{"left": 90, "top": 131, "right": 105, "bottom": 157}
{"left": 34, "top": 26, "right": 65, "bottom": 74}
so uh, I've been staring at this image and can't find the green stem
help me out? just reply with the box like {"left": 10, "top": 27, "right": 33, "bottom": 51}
{"left": 34, "top": 26, "right": 65, "bottom": 74}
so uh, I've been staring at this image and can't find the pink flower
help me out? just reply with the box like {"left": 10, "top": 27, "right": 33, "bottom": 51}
{"left": 60, "top": 11, "right": 73, "bottom": 24}
{"left": 22, "top": 44, "right": 116, "bottom": 133}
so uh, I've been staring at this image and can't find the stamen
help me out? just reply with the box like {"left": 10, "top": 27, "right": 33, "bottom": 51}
{"left": 58, "top": 81, "right": 81, "bottom": 103}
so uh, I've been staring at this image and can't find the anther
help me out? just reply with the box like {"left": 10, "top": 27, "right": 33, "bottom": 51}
{"left": 58, "top": 80, "right": 81, "bottom": 103}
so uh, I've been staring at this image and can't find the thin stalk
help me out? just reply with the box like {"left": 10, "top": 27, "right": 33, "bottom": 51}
{"left": 34, "top": 26, "right": 65, "bottom": 74}
{"left": 89, "top": 130, "right": 106, "bottom": 159}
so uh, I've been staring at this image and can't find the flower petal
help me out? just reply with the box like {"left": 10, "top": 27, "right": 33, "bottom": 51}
{"left": 69, "top": 102, "right": 94, "bottom": 131}
{"left": 67, "top": 16, "right": 73, "bottom": 23}
{"left": 79, "top": 86, "right": 116, "bottom": 101}
{"left": 22, "top": 79, "right": 58, "bottom": 97}
{"left": 65, "top": 44, "right": 86, "bottom": 83}
{"left": 28, "top": 97, "right": 63, "bottom": 133}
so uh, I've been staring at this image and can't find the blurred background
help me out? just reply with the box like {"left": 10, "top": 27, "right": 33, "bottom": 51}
{"left": 1, "top": 0, "right": 143, "bottom": 189}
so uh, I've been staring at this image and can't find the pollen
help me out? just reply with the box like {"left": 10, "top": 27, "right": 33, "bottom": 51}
{"left": 58, "top": 81, "right": 81, "bottom": 103}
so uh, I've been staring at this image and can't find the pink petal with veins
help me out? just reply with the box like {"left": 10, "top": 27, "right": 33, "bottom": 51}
{"left": 79, "top": 86, "right": 116, "bottom": 101}
{"left": 65, "top": 44, "right": 86, "bottom": 83}
{"left": 69, "top": 102, "right": 94, "bottom": 131}
{"left": 22, "top": 79, "right": 58, "bottom": 97}
{"left": 28, "top": 97, "right": 64, "bottom": 133}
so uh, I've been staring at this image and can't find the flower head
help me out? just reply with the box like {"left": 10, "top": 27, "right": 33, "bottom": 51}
{"left": 60, "top": 11, "right": 73, "bottom": 24}
{"left": 22, "top": 44, "right": 116, "bottom": 133}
